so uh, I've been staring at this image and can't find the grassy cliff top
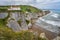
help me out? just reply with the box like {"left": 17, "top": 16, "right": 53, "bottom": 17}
{"left": 0, "top": 5, "right": 42, "bottom": 13}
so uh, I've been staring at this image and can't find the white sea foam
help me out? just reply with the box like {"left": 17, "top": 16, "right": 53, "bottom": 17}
{"left": 35, "top": 11, "right": 60, "bottom": 34}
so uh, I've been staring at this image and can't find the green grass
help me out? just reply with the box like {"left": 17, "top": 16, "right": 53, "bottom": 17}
{"left": 0, "top": 19, "right": 46, "bottom": 40}
{"left": 0, "top": 13, "right": 10, "bottom": 28}
{"left": 0, "top": 19, "right": 8, "bottom": 33}
{"left": 20, "top": 5, "right": 42, "bottom": 13}
{"left": 0, "top": 13, "right": 10, "bottom": 27}
{"left": 0, "top": 18, "right": 46, "bottom": 40}
{"left": 0, "top": 19, "right": 7, "bottom": 27}
{"left": 0, "top": 5, "right": 42, "bottom": 13}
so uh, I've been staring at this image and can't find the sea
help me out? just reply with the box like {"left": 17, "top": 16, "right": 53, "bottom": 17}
{"left": 50, "top": 9, "right": 60, "bottom": 14}
{"left": 43, "top": 9, "right": 60, "bottom": 14}
{"left": 36, "top": 9, "right": 60, "bottom": 34}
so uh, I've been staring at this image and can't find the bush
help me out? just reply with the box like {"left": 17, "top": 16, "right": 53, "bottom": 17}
{"left": 0, "top": 27, "right": 47, "bottom": 40}
{"left": 15, "top": 31, "right": 34, "bottom": 40}
{"left": 0, "top": 28, "right": 14, "bottom": 40}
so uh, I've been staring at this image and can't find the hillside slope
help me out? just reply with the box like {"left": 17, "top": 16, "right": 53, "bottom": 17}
{"left": 0, "top": 5, "right": 42, "bottom": 13}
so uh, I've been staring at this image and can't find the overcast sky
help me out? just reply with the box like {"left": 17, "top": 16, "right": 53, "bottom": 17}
{"left": 0, "top": 0, "right": 60, "bottom": 9}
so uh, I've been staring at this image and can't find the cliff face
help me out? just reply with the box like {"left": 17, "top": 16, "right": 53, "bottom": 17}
{"left": 0, "top": 12, "right": 8, "bottom": 19}
{"left": 0, "top": 5, "right": 50, "bottom": 32}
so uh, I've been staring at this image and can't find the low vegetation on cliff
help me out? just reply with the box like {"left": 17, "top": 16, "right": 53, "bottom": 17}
{"left": 0, "top": 5, "right": 46, "bottom": 40}
{"left": 0, "top": 5, "right": 42, "bottom": 13}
